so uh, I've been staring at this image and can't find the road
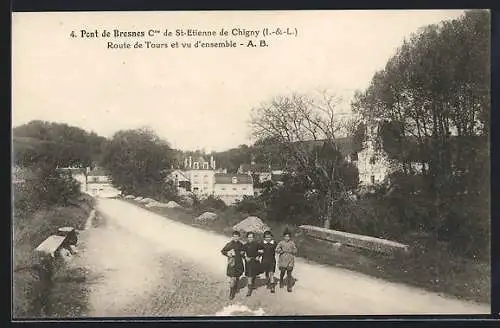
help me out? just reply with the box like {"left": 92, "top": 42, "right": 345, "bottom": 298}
{"left": 68, "top": 198, "right": 489, "bottom": 317}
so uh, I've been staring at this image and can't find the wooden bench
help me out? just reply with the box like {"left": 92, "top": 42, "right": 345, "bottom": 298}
{"left": 35, "top": 235, "right": 67, "bottom": 258}
{"left": 299, "top": 225, "right": 410, "bottom": 256}
{"left": 35, "top": 226, "right": 78, "bottom": 259}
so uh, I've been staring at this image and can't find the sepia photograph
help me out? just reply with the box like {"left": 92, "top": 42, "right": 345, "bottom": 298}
{"left": 11, "top": 9, "right": 491, "bottom": 318}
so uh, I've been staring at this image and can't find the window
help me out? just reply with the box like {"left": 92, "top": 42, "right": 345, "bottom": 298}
{"left": 203, "top": 163, "right": 209, "bottom": 169}
{"left": 233, "top": 187, "right": 237, "bottom": 191}
{"left": 91, "top": 177, "right": 98, "bottom": 182}
{"left": 194, "top": 162, "right": 199, "bottom": 169}
{"left": 371, "top": 175, "right": 375, "bottom": 184}
{"left": 221, "top": 187, "right": 226, "bottom": 191}
{"left": 204, "top": 174, "right": 208, "bottom": 178}
{"left": 231, "top": 177, "right": 238, "bottom": 184}
{"left": 242, "top": 187, "right": 247, "bottom": 191}
{"left": 193, "top": 174, "right": 198, "bottom": 178}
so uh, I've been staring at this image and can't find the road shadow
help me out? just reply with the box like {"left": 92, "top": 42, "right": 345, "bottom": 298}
{"left": 236, "top": 275, "right": 298, "bottom": 292}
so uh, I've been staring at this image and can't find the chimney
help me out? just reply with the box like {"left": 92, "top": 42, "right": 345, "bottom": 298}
{"left": 184, "top": 158, "right": 188, "bottom": 168}
{"left": 189, "top": 156, "right": 192, "bottom": 169}
{"left": 210, "top": 155, "right": 214, "bottom": 169}
{"left": 213, "top": 160, "right": 216, "bottom": 170}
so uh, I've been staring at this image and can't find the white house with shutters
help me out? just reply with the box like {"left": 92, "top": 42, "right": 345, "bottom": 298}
{"left": 213, "top": 173, "right": 254, "bottom": 205}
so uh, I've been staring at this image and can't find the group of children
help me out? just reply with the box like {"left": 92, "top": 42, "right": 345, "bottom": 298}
{"left": 221, "top": 229, "right": 298, "bottom": 300}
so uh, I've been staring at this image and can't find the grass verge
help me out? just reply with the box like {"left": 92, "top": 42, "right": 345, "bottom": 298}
{"left": 125, "top": 198, "right": 489, "bottom": 304}
{"left": 13, "top": 194, "right": 95, "bottom": 319}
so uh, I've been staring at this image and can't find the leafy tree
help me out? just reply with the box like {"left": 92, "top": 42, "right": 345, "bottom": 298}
{"left": 101, "top": 128, "right": 175, "bottom": 198}
{"left": 13, "top": 120, "right": 108, "bottom": 168}
{"left": 351, "top": 10, "right": 490, "bottom": 257}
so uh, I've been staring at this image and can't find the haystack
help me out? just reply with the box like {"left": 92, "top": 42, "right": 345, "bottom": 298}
{"left": 195, "top": 212, "right": 218, "bottom": 223}
{"left": 125, "top": 195, "right": 135, "bottom": 199}
{"left": 140, "top": 197, "right": 154, "bottom": 204}
{"left": 135, "top": 196, "right": 144, "bottom": 201}
{"left": 232, "top": 216, "right": 269, "bottom": 234}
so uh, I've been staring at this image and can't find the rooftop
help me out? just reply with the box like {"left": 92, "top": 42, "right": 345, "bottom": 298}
{"left": 214, "top": 173, "right": 253, "bottom": 185}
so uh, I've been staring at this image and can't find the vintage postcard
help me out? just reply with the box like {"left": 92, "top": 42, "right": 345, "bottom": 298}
{"left": 11, "top": 10, "right": 491, "bottom": 318}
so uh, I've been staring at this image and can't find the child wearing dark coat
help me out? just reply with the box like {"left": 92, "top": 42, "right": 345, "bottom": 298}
{"left": 221, "top": 231, "right": 245, "bottom": 300}
{"left": 259, "top": 230, "right": 278, "bottom": 293}
{"left": 242, "top": 231, "right": 261, "bottom": 297}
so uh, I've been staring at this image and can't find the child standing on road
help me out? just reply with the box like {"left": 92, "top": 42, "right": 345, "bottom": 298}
{"left": 221, "top": 231, "right": 245, "bottom": 300}
{"left": 242, "top": 231, "right": 261, "bottom": 297}
{"left": 276, "top": 230, "right": 297, "bottom": 292}
{"left": 259, "top": 230, "right": 278, "bottom": 293}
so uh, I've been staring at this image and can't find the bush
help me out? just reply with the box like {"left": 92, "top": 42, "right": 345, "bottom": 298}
{"left": 333, "top": 198, "right": 404, "bottom": 240}
{"left": 198, "top": 195, "right": 227, "bottom": 211}
{"left": 437, "top": 194, "right": 490, "bottom": 260}
{"left": 13, "top": 168, "right": 81, "bottom": 218}
{"left": 235, "top": 195, "right": 265, "bottom": 215}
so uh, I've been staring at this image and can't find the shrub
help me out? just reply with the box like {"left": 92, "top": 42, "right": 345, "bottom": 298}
{"left": 198, "top": 195, "right": 227, "bottom": 211}
{"left": 235, "top": 195, "right": 265, "bottom": 215}
{"left": 13, "top": 167, "right": 81, "bottom": 218}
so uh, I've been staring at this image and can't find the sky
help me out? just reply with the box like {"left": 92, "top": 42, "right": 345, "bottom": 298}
{"left": 12, "top": 10, "right": 465, "bottom": 152}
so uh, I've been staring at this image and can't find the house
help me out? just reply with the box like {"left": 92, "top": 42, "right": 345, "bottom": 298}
{"left": 168, "top": 156, "right": 253, "bottom": 204}
{"left": 183, "top": 155, "right": 217, "bottom": 195}
{"left": 213, "top": 173, "right": 254, "bottom": 205}
{"left": 168, "top": 155, "right": 228, "bottom": 196}
{"left": 170, "top": 169, "right": 191, "bottom": 193}
{"left": 85, "top": 167, "right": 120, "bottom": 198}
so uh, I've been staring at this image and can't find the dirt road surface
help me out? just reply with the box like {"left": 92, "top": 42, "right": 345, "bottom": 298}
{"left": 68, "top": 198, "right": 489, "bottom": 317}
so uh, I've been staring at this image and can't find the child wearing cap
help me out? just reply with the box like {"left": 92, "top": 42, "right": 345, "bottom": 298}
{"left": 276, "top": 230, "right": 297, "bottom": 292}
{"left": 221, "top": 230, "right": 245, "bottom": 300}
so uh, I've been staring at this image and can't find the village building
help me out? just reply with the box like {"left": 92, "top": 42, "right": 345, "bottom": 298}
{"left": 213, "top": 173, "right": 254, "bottom": 205}
{"left": 85, "top": 167, "right": 120, "bottom": 198}
{"left": 178, "top": 155, "right": 218, "bottom": 195}
{"left": 168, "top": 155, "right": 253, "bottom": 204}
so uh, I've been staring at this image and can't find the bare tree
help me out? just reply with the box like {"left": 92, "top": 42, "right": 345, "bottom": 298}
{"left": 250, "top": 91, "right": 359, "bottom": 229}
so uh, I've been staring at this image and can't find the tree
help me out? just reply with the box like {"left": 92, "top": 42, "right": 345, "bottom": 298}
{"left": 212, "top": 144, "right": 253, "bottom": 173}
{"left": 101, "top": 128, "right": 174, "bottom": 198}
{"left": 351, "top": 10, "right": 490, "bottom": 257}
{"left": 13, "top": 120, "right": 108, "bottom": 168}
{"left": 250, "top": 91, "right": 360, "bottom": 228}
